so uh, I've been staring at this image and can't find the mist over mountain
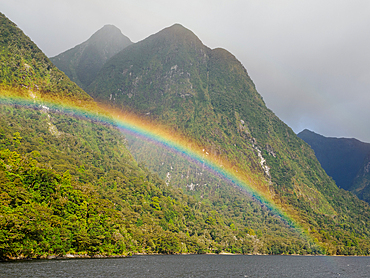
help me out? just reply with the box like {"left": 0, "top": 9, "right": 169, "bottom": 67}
{"left": 298, "top": 129, "right": 370, "bottom": 203}
{"left": 50, "top": 25, "right": 132, "bottom": 90}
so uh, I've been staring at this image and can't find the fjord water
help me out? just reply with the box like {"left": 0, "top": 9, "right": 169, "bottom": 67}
{"left": 2, "top": 255, "right": 370, "bottom": 278}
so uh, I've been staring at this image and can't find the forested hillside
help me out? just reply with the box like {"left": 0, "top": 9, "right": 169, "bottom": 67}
{"left": 2, "top": 13, "right": 370, "bottom": 259}
{"left": 0, "top": 13, "right": 91, "bottom": 104}
{"left": 1, "top": 104, "right": 318, "bottom": 258}
{"left": 0, "top": 12, "right": 319, "bottom": 260}
{"left": 87, "top": 24, "right": 370, "bottom": 255}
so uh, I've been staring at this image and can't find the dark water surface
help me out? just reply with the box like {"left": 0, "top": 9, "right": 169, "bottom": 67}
{"left": 1, "top": 254, "right": 370, "bottom": 278}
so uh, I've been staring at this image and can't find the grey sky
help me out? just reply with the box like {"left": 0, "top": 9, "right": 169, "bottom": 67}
{"left": 2, "top": 0, "right": 370, "bottom": 142}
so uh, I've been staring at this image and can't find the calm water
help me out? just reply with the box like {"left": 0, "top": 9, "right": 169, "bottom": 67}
{"left": 1, "top": 254, "right": 370, "bottom": 278}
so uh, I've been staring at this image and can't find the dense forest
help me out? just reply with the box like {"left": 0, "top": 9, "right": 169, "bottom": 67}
{"left": 0, "top": 104, "right": 316, "bottom": 259}
{"left": 87, "top": 23, "right": 370, "bottom": 256}
{"left": 0, "top": 13, "right": 315, "bottom": 259}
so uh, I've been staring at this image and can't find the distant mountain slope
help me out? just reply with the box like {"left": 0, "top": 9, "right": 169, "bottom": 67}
{"left": 86, "top": 24, "right": 370, "bottom": 255}
{"left": 352, "top": 153, "right": 370, "bottom": 202}
{"left": 0, "top": 12, "right": 91, "bottom": 103}
{"left": 298, "top": 129, "right": 370, "bottom": 203}
{"left": 50, "top": 25, "right": 132, "bottom": 90}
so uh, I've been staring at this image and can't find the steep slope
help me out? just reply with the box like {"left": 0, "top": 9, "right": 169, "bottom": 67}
{"left": 50, "top": 25, "right": 132, "bottom": 90}
{"left": 298, "top": 129, "right": 370, "bottom": 202}
{"left": 0, "top": 13, "right": 314, "bottom": 259}
{"left": 0, "top": 11, "right": 129, "bottom": 259}
{"left": 352, "top": 153, "right": 370, "bottom": 202}
{"left": 0, "top": 13, "right": 91, "bottom": 104}
{"left": 87, "top": 24, "right": 370, "bottom": 255}
{"left": 3, "top": 105, "right": 285, "bottom": 258}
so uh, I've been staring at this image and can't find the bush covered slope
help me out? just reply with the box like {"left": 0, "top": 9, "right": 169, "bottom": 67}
{"left": 1, "top": 102, "right": 314, "bottom": 258}
{"left": 87, "top": 24, "right": 370, "bottom": 255}
{"left": 0, "top": 13, "right": 90, "bottom": 103}
{"left": 0, "top": 12, "right": 317, "bottom": 259}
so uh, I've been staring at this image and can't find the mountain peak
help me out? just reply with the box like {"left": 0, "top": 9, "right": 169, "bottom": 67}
{"left": 103, "top": 24, "right": 119, "bottom": 29}
{"left": 299, "top": 128, "right": 312, "bottom": 133}
{"left": 88, "top": 24, "right": 131, "bottom": 43}
{"left": 299, "top": 129, "right": 318, "bottom": 136}
{"left": 150, "top": 23, "right": 203, "bottom": 46}
{"left": 97, "top": 24, "right": 122, "bottom": 34}
{"left": 168, "top": 23, "right": 186, "bottom": 28}
{"left": 164, "top": 23, "right": 191, "bottom": 32}
{"left": 51, "top": 25, "right": 132, "bottom": 89}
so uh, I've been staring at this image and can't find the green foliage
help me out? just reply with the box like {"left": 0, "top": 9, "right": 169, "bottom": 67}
{"left": 2, "top": 18, "right": 370, "bottom": 258}
{"left": 0, "top": 12, "right": 90, "bottom": 101}
{"left": 0, "top": 148, "right": 131, "bottom": 259}
{"left": 85, "top": 23, "right": 370, "bottom": 255}
{"left": 1, "top": 105, "right": 291, "bottom": 258}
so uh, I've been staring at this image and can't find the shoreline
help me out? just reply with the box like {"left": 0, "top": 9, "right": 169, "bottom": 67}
{"left": 2, "top": 252, "right": 368, "bottom": 262}
{"left": 1, "top": 253, "right": 129, "bottom": 262}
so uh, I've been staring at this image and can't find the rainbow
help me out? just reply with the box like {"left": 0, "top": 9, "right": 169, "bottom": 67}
{"left": 0, "top": 95, "right": 320, "bottom": 250}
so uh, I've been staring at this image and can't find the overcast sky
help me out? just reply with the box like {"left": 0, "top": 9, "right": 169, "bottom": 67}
{"left": 2, "top": 0, "right": 370, "bottom": 142}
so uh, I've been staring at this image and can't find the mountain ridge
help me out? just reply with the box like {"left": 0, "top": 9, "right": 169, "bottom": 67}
{"left": 0, "top": 12, "right": 320, "bottom": 259}
{"left": 83, "top": 23, "right": 370, "bottom": 254}
{"left": 50, "top": 24, "right": 132, "bottom": 90}
{"left": 4, "top": 14, "right": 370, "bottom": 256}
{"left": 0, "top": 12, "right": 91, "bottom": 104}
